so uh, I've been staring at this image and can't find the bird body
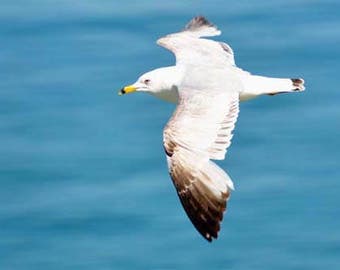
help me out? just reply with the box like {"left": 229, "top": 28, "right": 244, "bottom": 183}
{"left": 119, "top": 16, "right": 305, "bottom": 241}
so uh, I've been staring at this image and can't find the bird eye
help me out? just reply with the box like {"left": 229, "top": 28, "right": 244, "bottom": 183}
{"left": 144, "top": 79, "right": 150, "bottom": 84}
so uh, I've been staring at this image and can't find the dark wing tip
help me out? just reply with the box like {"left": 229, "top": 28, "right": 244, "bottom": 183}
{"left": 184, "top": 15, "right": 214, "bottom": 31}
{"left": 175, "top": 181, "right": 230, "bottom": 242}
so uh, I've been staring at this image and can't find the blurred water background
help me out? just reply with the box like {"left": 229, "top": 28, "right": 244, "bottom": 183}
{"left": 1, "top": 1, "right": 340, "bottom": 269}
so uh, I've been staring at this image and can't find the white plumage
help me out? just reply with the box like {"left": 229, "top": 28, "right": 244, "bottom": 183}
{"left": 119, "top": 16, "right": 305, "bottom": 241}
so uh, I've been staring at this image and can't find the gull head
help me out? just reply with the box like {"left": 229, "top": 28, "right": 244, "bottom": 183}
{"left": 118, "top": 67, "right": 181, "bottom": 103}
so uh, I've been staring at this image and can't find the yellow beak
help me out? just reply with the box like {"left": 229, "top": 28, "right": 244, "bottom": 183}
{"left": 118, "top": 85, "right": 137, "bottom": 95}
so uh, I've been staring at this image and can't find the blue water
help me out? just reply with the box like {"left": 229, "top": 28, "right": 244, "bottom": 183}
{"left": 1, "top": 1, "right": 340, "bottom": 269}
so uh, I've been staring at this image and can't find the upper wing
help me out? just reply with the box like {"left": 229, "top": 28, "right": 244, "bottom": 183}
{"left": 163, "top": 90, "right": 239, "bottom": 241}
{"left": 157, "top": 16, "right": 235, "bottom": 66}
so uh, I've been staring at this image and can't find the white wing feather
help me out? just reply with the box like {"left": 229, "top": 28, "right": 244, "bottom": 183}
{"left": 163, "top": 90, "right": 239, "bottom": 161}
{"left": 157, "top": 16, "right": 235, "bottom": 67}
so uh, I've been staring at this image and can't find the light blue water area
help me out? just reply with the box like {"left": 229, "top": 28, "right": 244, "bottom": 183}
{"left": 1, "top": 1, "right": 340, "bottom": 269}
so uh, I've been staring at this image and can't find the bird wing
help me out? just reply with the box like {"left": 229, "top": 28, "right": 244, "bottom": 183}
{"left": 164, "top": 90, "right": 239, "bottom": 161}
{"left": 163, "top": 89, "right": 239, "bottom": 241}
{"left": 157, "top": 16, "right": 235, "bottom": 66}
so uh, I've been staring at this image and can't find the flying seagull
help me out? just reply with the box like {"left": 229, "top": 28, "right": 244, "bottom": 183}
{"left": 118, "top": 16, "right": 305, "bottom": 242}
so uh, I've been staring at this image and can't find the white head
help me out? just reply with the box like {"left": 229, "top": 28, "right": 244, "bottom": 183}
{"left": 119, "top": 66, "right": 181, "bottom": 103}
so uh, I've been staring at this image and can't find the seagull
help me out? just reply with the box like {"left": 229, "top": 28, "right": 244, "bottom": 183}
{"left": 118, "top": 16, "right": 305, "bottom": 242}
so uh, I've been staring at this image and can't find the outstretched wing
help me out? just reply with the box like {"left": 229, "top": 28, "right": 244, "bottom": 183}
{"left": 163, "top": 90, "right": 239, "bottom": 241}
{"left": 157, "top": 16, "right": 235, "bottom": 66}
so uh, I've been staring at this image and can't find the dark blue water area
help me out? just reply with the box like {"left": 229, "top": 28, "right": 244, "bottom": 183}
{"left": 0, "top": 1, "right": 339, "bottom": 269}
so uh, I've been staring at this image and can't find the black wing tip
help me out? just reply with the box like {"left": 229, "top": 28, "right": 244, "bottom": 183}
{"left": 185, "top": 15, "right": 215, "bottom": 30}
{"left": 176, "top": 190, "right": 224, "bottom": 242}
{"left": 181, "top": 193, "right": 227, "bottom": 242}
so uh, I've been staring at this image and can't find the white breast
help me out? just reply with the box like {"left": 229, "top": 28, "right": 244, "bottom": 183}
{"left": 150, "top": 86, "right": 179, "bottom": 103}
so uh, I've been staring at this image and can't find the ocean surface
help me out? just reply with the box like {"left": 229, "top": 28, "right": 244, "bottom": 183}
{"left": 1, "top": 1, "right": 340, "bottom": 269}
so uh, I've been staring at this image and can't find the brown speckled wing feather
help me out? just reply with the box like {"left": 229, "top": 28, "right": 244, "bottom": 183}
{"left": 163, "top": 91, "right": 238, "bottom": 241}
{"left": 169, "top": 151, "right": 231, "bottom": 241}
